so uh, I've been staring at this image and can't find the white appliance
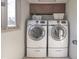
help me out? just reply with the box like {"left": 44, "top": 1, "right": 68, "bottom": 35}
{"left": 48, "top": 20, "right": 68, "bottom": 57}
{"left": 26, "top": 20, "right": 47, "bottom": 57}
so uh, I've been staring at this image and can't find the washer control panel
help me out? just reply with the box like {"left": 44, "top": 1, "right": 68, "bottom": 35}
{"left": 27, "top": 20, "right": 47, "bottom": 25}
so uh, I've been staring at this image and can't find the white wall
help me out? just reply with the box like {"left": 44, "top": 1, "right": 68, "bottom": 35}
{"left": 1, "top": 0, "right": 29, "bottom": 59}
{"left": 66, "top": 0, "right": 77, "bottom": 59}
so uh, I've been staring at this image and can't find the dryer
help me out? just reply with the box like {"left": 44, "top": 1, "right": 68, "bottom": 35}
{"left": 48, "top": 20, "right": 68, "bottom": 57}
{"left": 26, "top": 20, "right": 47, "bottom": 57}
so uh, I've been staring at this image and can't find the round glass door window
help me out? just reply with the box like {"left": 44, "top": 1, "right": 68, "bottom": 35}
{"left": 51, "top": 25, "right": 67, "bottom": 41}
{"left": 28, "top": 25, "right": 45, "bottom": 41}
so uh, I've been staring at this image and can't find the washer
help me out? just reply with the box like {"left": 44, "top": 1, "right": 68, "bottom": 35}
{"left": 48, "top": 20, "right": 68, "bottom": 57}
{"left": 26, "top": 20, "right": 47, "bottom": 57}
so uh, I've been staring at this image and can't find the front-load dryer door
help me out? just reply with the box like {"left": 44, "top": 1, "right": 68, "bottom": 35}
{"left": 51, "top": 25, "right": 67, "bottom": 41}
{"left": 28, "top": 25, "right": 45, "bottom": 41}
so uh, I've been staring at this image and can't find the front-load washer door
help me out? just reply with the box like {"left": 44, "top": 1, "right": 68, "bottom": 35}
{"left": 28, "top": 25, "right": 45, "bottom": 41}
{"left": 51, "top": 25, "right": 67, "bottom": 41}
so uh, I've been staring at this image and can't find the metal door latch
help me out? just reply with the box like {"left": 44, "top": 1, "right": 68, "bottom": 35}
{"left": 72, "top": 40, "right": 77, "bottom": 45}
{"left": 1, "top": 2, "right": 6, "bottom": 7}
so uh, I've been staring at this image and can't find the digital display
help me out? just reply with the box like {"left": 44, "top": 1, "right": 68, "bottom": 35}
{"left": 62, "top": 21, "right": 66, "bottom": 23}
{"left": 40, "top": 21, "right": 45, "bottom": 23}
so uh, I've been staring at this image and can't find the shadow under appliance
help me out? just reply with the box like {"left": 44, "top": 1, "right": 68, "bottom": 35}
{"left": 26, "top": 20, "right": 47, "bottom": 57}
{"left": 48, "top": 20, "right": 68, "bottom": 57}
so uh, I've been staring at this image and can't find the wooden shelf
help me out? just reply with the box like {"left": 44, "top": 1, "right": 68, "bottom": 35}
{"left": 30, "top": 4, "right": 65, "bottom": 15}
